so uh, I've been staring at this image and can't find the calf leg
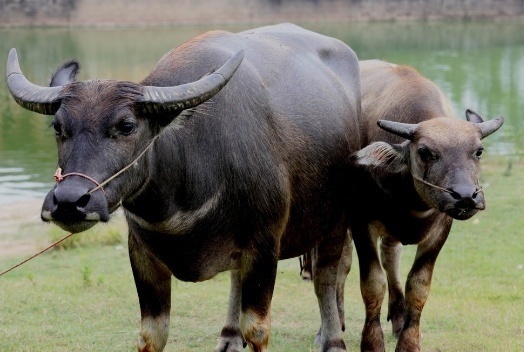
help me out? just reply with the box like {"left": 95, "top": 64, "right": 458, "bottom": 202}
{"left": 214, "top": 270, "right": 245, "bottom": 352}
{"left": 129, "top": 231, "right": 172, "bottom": 352}
{"left": 395, "top": 224, "right": 450, "bottom": 352}
{"left": 380, "top": 236, "right": 405, "bottom": 337}
{"left": 353, "top": 225, "right": 386, "bottom": 352}
{"left": 312, "top": 227, "right": 348, "bottom": 352}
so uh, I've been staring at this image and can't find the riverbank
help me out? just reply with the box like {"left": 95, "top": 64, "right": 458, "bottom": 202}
{"left": 0, "top": 200, "right": 43, "bottom": 258}
{"left": 1, "top": 0, "right": 523, "bottom": 27}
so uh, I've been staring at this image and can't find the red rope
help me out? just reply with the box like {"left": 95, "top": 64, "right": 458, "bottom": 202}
{"left": 0, "top": 232, "right": 76, "bottom": 277}
{"left": 54, "top": 168, "right": 105, "bottom": 194}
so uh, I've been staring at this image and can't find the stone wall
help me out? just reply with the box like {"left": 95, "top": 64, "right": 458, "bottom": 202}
{"left": 1, "top": 0, "right": 523, "bottom": 27}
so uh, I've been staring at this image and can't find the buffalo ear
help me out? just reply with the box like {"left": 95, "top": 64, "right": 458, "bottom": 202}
{"left": 353, "top": 141, "right": 409, "bottom": 173}
{"left": 352, "top": 141, "right": 410, "bottom": 189}
{"left": 50, "top": 60, "right": 80, "bottom": 87}
{"left": 465, "top": 109, "right": 485, "bottom": 123}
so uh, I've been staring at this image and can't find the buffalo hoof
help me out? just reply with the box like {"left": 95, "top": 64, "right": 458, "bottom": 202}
{"left": 214, "top": 327, "right": 245, "bottom": 352}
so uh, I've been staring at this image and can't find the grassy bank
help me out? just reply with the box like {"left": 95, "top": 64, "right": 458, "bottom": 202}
{"left": 0, "top": 156, "right": 522, "bottom": 351}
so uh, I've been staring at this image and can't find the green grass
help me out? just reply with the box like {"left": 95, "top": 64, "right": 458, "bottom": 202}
{"left": 0, "top": 156, "right": 523, "bottom": 351}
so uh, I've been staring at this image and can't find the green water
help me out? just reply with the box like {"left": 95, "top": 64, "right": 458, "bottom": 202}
{"left": 0, "top": 21, "right": 522, "bottom": 204}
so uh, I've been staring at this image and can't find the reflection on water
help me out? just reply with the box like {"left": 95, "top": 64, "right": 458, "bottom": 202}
{"left": 0, "top": 21, "right": 522, "bottom": 204}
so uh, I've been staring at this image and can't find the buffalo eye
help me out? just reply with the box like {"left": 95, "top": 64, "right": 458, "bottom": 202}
{"left": 116, "top": 120, "right": 137, "bottom": 136}
{"left": 417, "top": 146, "right": 438, "bottom": 162}
{"left": 475, "top": 147, "right": 484, "bottom": 159}
{"left": 51, "top": 120, "right": 63, "bottom": 137}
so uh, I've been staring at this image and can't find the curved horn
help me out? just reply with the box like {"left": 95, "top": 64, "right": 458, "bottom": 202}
{"left": 475, "top": 116, "right": 504, "bottom": 139}
{"left": 6, "top": 48, "right": 63, "bottom": 115}
{"left": 377, "top": 120, "right": 418, "bottom": 141}
{"left": 139, "top": 49, "right": 244, "bottom": 114}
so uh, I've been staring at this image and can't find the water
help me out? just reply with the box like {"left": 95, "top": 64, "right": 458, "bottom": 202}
{"left": 1, "top": 21, "right": 523, "bottom": 205}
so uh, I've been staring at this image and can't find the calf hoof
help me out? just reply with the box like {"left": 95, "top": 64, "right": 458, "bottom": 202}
{"left": 395, "top": 327, "right": 420, "bottom": 352}
{"left": 387, "top": 300, "right": 406, "bottom": 338}
{"left": 361, "top": 341, "right": 385, "bottom": 352}
{"left": 361, "top": 321, "right": 385, "bottom": 352}
{"left": 214, "top": 327, "right": 246, "bottom": 352}
{"left": 391, "top": 316, "right": 405, "bottom": 338}
{"left": 395, "top": 341, "right": 420, "bottom": 352}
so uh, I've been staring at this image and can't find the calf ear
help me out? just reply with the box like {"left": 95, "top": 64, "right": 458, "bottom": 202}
{"left": 50, "top": 60, "right": 80, "bottom": 87}
{"left": 352, "top": 141, "right": 409, "bottom": 174}
{"left": 465, "top": 109, "right": 484, "bottom": 123}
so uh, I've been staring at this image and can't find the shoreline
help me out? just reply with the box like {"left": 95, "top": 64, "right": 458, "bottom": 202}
{"left": 1, "top": 0, "right": 523, "bottom": 28}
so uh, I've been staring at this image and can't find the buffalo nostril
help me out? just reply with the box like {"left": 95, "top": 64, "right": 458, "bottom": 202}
{"left": 76, "top": 193, "right": 91, "bottom": 208}
{"left": 449, "top": 189, "right": 462, "bottom": 200}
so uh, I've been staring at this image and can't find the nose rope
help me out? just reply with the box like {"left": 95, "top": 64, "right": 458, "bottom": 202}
{"left": 412, "top": 174, "right": 453, "bottom": 194}
{"left": 412, "top": 174, "right": 483, "bottom": 196}
{"left": 53, "top": 168, "right": 105, "bottom": 193}
{"left": 53, "top": 134, "right": 161, "bottom": 195}
{"left": 0, "top": 135, "right": 163, "bottom": 278}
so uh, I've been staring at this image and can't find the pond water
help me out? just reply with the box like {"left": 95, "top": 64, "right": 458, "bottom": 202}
{"left": 1, "top": 21, "right": 522, "bottom": 205}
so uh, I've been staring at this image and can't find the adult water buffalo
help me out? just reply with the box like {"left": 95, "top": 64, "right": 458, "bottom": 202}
{"left": 348, "top": 60, "right": 504, "bottom": 351}
{"left": 6, "top": 23, "right": 361, "bottom": 352}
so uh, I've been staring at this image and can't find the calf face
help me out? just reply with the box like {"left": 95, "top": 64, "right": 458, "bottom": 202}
{"left": 355, "top": 110, "right": 504, "bottom": 220}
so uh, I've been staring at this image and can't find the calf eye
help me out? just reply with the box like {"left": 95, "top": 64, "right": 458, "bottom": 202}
{"left": 475, "top": 148, "right": 484, "bottom": 158}
{"left": 417, "top": 146, "right": 437, "bottom": 162}
{"left": 117, "top": 120, "right": 137, "bottom": 136}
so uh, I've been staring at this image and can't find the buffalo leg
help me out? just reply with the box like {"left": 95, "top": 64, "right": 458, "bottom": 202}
{"left": 395, "top": 225, "right": 450, "bottom": 352}
{"left": 129, "top": 230, "right": 172, "bottom": 352}
{"left": 300, "top": 252, "right": 313, "bottom": 281}
{"left": 214, "top": 270, "right": 245, "bottom": 352}
{"left": 353, "top": 224, "right": 386, "bottom": 352}
{"left": 380, "top": 236, "right": 405, "bottom": 337}
{"left": 239, "top": 247, "right": 279, "bottom": 352}
{"left": 312, "top": 227, "right": 348, "bottom": 352}
{"left": 314, "top": 231, "right": 353, "bottom": 345}
{"left": 337, "top": 231, "right": 353, "bottom": 334}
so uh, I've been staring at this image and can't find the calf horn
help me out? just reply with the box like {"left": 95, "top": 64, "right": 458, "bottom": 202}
{"left": 377, "top": 120, "right": 417, "bottom": 141}
{"left": 6, "top": 48, "right": 63, "bottom": 115}
{"left": 465, "top": 109, "right": 505, "bottom": 139}
{"left": 475, "top": 116, "right": 504, "bottom": 139}
{"left": 138, "top": 49, "right": 245, "bottom": 115}
{"left": 378, "top": 115, "right": 504, "bottom": 141}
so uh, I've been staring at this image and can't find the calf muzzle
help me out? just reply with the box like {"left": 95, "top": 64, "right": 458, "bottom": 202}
{"left": 441, "top": 183, "right": 485, "bottom": 220}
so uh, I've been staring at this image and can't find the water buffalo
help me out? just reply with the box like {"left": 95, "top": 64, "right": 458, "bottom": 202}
{"left": 349, "top": 60, "right": 504, "bottom": 351}
{"left": 302, "top": 59, "right": 504, "bottom": 351}
{"left": 6, "top": 23, "right": 361, "bottom": 352}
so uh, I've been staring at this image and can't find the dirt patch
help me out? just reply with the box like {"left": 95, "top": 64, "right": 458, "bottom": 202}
{"left": 0, "top": 200, "right": 45, "bottom": 258}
